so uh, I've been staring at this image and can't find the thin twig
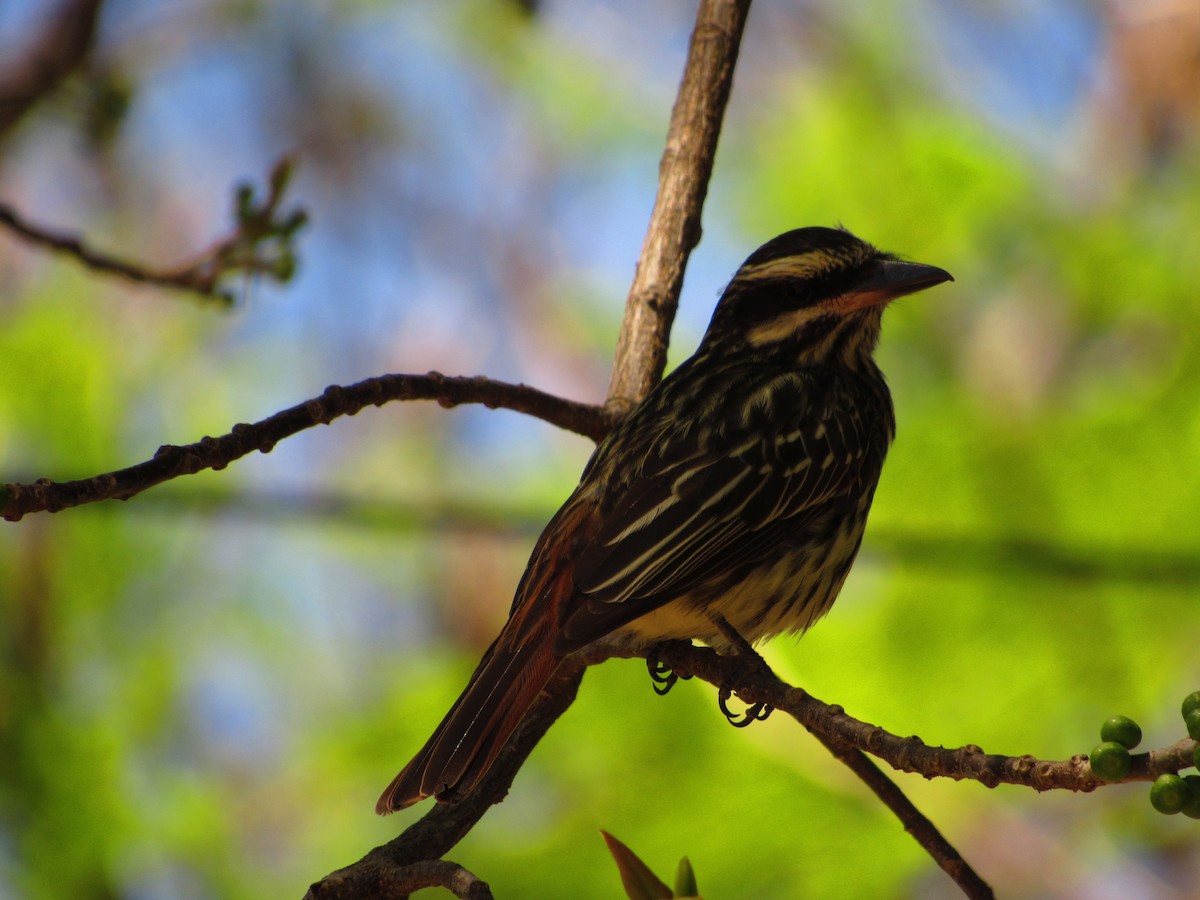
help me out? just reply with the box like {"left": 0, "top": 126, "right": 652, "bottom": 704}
{"left": 0, "top": 373, "right": 609, "bottom": 521}
{"left": 0, "top": 157, "right": 305, "bottom": 303}
{"left": 605, "top": 0, "right": 753, "bottom": 412}
{"left": 0, "top": 203, "right": 226, "bottom": 302}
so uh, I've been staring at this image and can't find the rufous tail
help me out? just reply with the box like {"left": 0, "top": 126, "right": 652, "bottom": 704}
{"left": 375, "top": 630, "right": 560, "bottom": 814}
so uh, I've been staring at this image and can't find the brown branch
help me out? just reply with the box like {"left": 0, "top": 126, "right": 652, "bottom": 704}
{"left": 309, "top": 859, "right": 492, "bottom": 900}
{"left": 0, "top": 0, "right": 104, "bottom": 139}
{"left": 0, "top": 374, "right": 609, "bottom": 522}
{"left": 313, "top": 634, "right": 1200, "bottom": 899}
{"left": 605, "top": 0, "right": 752, "bottom": 412}
{"left": 0, "top": 158, "right": 305, "bottom": 304}
{"left": 308, "top": 1, "right": 756, "bottom": 882}
{"left": 704, "top": 613, "right": 991, "bottom": 897}
{"left": 631, "top": 641, "right": 1198, "bottom": 792}
{"left": 0, "top": 202, "right": 230, "bottom": 303}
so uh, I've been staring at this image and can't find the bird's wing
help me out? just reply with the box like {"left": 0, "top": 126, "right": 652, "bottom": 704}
{"left": 558, "top": 372, "right": 876, "bottom": 648}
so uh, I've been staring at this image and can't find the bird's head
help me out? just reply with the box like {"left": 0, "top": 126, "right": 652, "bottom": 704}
{"left": 702, "top": 226, "right": 952, "bottom": 366}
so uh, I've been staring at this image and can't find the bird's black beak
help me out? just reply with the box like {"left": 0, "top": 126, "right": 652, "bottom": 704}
{"left": 835, "top": 259, "right": 954, "bottom": 311}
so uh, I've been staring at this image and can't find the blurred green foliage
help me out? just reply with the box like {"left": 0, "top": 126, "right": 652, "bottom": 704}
{"left": 1, "top": 1, "right": 1199, "bottom": 898}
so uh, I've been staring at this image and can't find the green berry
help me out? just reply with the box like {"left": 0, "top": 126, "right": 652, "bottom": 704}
{"left": 1187, "top": 709, "right": 1200, "bottom": 742}
{"left": 1100, "top": 715, "right": 1142, "bottom": 750}
{"left": 1183, "top": 775, "right": 1200, "bottom": 820}
{"left": 1090, "top": 742, "right": 1132, "bottom": 781}
{"left": 1182, "top": 691, "right": 1200, "bottom": 719}
{"left": 1151, "top": 774, "right": 1188, "bottom": 815}
{"left": 1193, "top": 742, "right": 1200, "bottom": 773}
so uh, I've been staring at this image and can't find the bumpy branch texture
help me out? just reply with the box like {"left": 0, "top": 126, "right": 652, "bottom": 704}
{"left": 0, "top": 374, "right": 608, "bottom": 521}
{"left": 616, "top": 641, "right": 1198, "bottom": 792}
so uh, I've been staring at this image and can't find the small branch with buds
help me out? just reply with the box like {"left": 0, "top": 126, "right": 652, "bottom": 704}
{"left": 0, "top": 157, "right": 307, "bottom": 304}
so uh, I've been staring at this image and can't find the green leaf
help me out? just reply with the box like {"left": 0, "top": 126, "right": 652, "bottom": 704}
{"left": 601, "top": 830, "right": 673, "bottom": 900}
{"left": 673, "top": 856, "right": 699, "bottom": 898}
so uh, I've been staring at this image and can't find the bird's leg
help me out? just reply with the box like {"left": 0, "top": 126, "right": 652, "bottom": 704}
{"left": 709, "top": 613, "right": 757, "bottom": 657}
{"left": 646, "top": 645, "right": 693, "bottom": 696}
{"left": 709, "top": 613, "right": 774, "bottom": 726}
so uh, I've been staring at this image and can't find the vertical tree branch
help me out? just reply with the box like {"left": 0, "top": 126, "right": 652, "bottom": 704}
{"left": 605, "top": 0, "right": 753, "bottom": 412}
{"left": 307, "top": 2, "right": 756, "bottom": 893}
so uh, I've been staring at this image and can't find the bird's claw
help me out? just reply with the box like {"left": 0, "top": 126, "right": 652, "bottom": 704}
{"left": 647, "top": 654, "right": 692, "bottom": 696}
{"left": 718, "top": 686, "right": 773, "bottom": 727}
{"left": 648, "top": 659, "right": 678, "bottom": 695}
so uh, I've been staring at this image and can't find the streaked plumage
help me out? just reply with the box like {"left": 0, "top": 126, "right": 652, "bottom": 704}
{"left": 377, "top": 226, "right": 952, "bottom": 813}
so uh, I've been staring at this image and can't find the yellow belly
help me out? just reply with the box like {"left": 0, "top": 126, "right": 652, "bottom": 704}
{"left": 616, "top": 520, "right": 864, "bottom": 650}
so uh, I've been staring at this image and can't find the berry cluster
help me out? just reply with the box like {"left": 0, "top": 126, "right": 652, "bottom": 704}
{"left": 1088, "top": 691, "right": 1200, "bottom": 818}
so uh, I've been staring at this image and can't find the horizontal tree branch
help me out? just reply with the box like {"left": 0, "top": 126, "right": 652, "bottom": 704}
{"left": 1, "top": 373, "right": 610, "bottom": 522}
{"left": 617, "top": 640, "right": 1197, "bottom": 792}
{"left": 312, "top": 635, "right": 1199, "bottom": 898}
{"left": 0, "top": 202, "right": 221, "bottom": 296}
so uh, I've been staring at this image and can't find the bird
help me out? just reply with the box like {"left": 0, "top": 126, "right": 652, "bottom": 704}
{"left": 377, "top": 226, "right": 952, "bottom": 814}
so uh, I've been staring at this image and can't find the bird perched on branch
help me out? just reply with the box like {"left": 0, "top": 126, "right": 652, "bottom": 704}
{"left": 377, "top": 226, "right": 952, "bottom": 814}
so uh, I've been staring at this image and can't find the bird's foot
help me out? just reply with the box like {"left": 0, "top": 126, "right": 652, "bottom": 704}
{"left": 646, "top": 651, "right": 692, "bottom": 696}
{"left": 709, "top": 613, "right": 774, "bottom": 726}
{"left": 718, "top": 686, "right": 773, "bottom": 727}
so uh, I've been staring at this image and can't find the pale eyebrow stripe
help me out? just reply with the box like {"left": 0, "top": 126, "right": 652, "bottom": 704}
{"left": 738, "top": 256, "right": 824, "bottom": 281}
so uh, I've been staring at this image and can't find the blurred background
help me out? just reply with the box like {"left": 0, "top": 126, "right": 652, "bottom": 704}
{"left": 1, "top": 0, "right": 1199, "bottom": 896}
